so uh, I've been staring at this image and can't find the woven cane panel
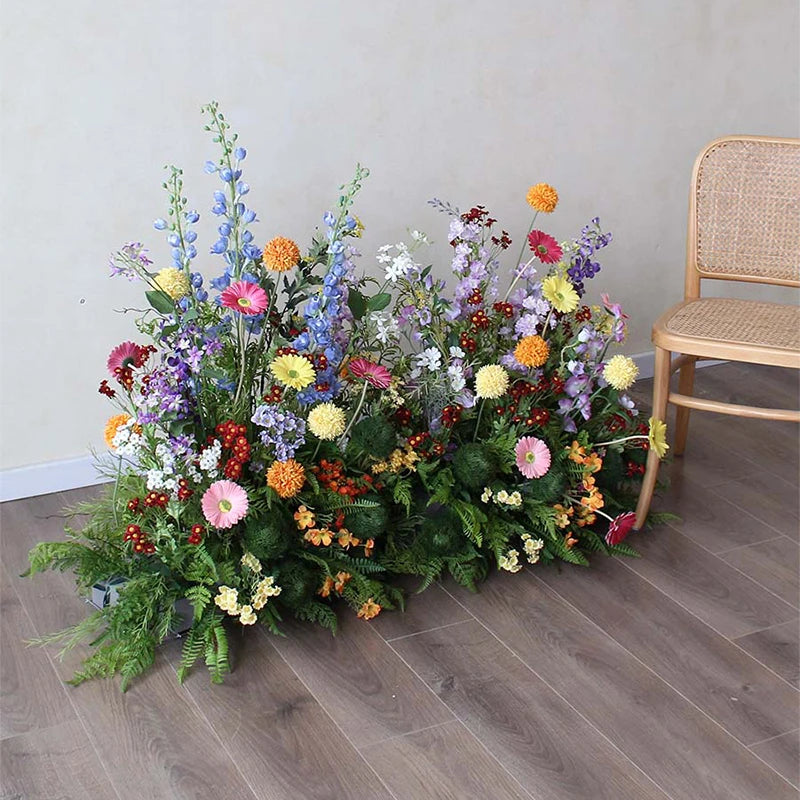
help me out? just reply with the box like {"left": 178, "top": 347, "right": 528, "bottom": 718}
{"left": 665, "top": 298, "right": 800, "bottom": 351}
{"left": 695, "top": 139, "right": 800, "bottom": 282}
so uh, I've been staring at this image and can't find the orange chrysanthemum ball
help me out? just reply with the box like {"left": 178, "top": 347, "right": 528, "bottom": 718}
{"left": 526, "top": 183, "right": 559, "bottom": 214}
{"left": 514, "top": 335, "right": 550, "bottom": 368}
{"left": 104, "top": 414, "right": 140, "bottom": 448}
{"left": 262, "top": 236, "right": 300, "bottom": 272}
{"left": 266, "top": 458, "right": 306, "bottom": 498}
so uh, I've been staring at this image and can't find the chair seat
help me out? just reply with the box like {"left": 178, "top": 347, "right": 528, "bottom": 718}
{"left": 653, "top": 297, "right": 800, "bottom": 368}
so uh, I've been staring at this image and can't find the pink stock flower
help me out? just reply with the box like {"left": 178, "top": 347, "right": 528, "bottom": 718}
{"left": 107, "top": 341, "right": 141, "bottom": 376}
{"left": 601, "top": 293, "right": 628, "bottom": 320}
{"left": 605, "top": 512, "right": 637, "bottom": 545}
{"left": 515, "top": 436, "right": 552, "bottom": 479}
{"left": 201, "top": 480, "right": 249, "bottom": 529}
{"left": 527, "top": 230, "right": 563, "bottom": 264}
{"left": 348, "top": 358, "right": 392, "bottom": 389}
{"left": 220, "top": 281, "right": 268, "bottom": 315}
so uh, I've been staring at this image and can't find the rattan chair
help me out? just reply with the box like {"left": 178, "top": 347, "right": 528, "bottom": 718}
{"left": 635, "top": 135, "right": 800, "bottom": 529}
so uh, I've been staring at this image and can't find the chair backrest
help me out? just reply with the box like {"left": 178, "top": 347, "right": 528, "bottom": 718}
{"left": 685, "top": 135, "right": 800, "bottom": 298}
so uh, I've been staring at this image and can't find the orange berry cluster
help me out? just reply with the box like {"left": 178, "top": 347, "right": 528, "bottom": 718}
{"left": 188, "top": 524, "right": 204, "bottom": 545}
{"left": 144, "top": 491, "right": 169, "bottom": 508}
{"left": 311, "top": 459, "right": 372, "bottom": 498}
{"left": 123, "top": 524, "right": 156, "bottom": 554}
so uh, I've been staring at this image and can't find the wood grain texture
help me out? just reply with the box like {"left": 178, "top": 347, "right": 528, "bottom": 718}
{"left": 270, "top": 612, "right": 454, "bottom": 748}
{"left": 719, "top": 537, "right": 799, "bottom": 608}
{"left": 390, "top": 619, "right": 670, "bottom": 800}
{"left": 361, "top": 720, "right": 532, "bottom": 800}
{"left": 623, "top": 525, "right": 797, "bottom": 638}
{"left": 750, "top": 729, "right": 800, "bottom": 788}
{"left": 445, "top": 571, "right": 799, "bottom": 800}
{"left": 535, "top": 556, "right": 799, "bottom": 745}
{"left": 735, "top": 621, "right": 800, "bottom": 689}
{"left": 0, "top": 720, "right": 118, "bottom": 800}
{"left": 162, "top": 627, "right": 394, "bottom": 800}
{"left": 0, "top": 566, "right": 75, "bottom": 740}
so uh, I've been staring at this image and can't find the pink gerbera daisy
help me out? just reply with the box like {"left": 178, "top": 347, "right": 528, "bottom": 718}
{"left": 107, "top": 341, "right": 142, "bottom": 376}
{"left": 527, "top": 230, "right": 563, "bottom": 264}
{"left": 348, "top": 358, "right": 392, "bottom": 389}
{"left": 201, "top": 480, "right": 249, "bottom": 529}
{"left": 515, "top": 436, "right": 552, "bottom": 479}
{"left": 220, "top": 281, "right": 268, "bottom": 315}
{"left": 605, "top": 512, "right": 637, "bottom": 545}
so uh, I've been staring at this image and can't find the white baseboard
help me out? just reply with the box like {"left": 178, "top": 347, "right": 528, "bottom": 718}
{"left": 0, "top": 456, "right": 111, "bottom": 503}
{"left": 1, "top": 352, "right": 728, "bottom": 502}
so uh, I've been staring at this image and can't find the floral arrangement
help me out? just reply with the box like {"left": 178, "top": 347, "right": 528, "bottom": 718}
{"left": 25, "top": 104, "right": 667, "bottom": 689}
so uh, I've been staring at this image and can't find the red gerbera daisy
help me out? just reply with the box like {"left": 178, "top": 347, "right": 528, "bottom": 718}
{"left": 605, "top": 512, "right": 637, "bottom": 546}
{"left": 220, "top": 281, "right": 268, "bottom": 315}
{"left": 527, "top": 230, "right": 563, "bottom": 264}
{"left": 107, "top": 341, "right": 141, "bottom": 377}
{"left": 348, "top": 358, "right": 392, "bottom": 389}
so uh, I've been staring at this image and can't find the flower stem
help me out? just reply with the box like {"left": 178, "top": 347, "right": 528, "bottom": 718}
{"left": 473, "top": 399, "right": 486, "bottom": 442}
{"left": 339, "top": 381, "right": 369, "bottom": 445}
{"left": 593, "top": 434, "right": 647, "bottom": 448}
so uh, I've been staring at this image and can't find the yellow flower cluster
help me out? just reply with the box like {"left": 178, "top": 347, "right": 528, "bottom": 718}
{"left": 240, "top": 551, "right": 262, "bottom": 573}
{"left": 307, "top": 402, "right": 346, "bottom": 440}
{"left": 603, "top": 355, "right": 639, "bottom": 391}
{"left": 526, "top": 183, "right": 559, "bottom": 213}
{"left": 270, "top": 354, "right": 316, "bottom": 390}
{"left": 542, "top": 274, "right": 579, "bottom": 314}
{"left": 263, "top": 236, "right": 300, "bottom": 272}
{"left": 154, "top": 267, "right": 190, "bottom": 300}
{"left": 521, "top": 533, "right": 544, "bottom": 564}
{"left": 499, "top": 549, "right": 523, "bottom": 573}
{"left": 238, "top": 605, "right": 257, "bottom": 625}
{"left": 495, "top": 489, "right": 522, "bottom": 508}
{"left": 252, "top": 576, "right": 282, "bottom": 610}
{"left": 475, "top": 364, "right": 509, "bottom": 399}
{"left": 372, "top": 444, "right": 420, "bottom": 474}
{"left": 214, "top": 586, "right": 239, "bottom": 614}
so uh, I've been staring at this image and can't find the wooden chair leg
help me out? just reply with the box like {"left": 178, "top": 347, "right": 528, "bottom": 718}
{"left": 673, "top": 356, "right": 696, "bottom": 456}
{"left": 635, "top": 346, "right": 671, "bottom": 530}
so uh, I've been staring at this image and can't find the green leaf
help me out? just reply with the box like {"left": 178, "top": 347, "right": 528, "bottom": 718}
{"left": 348, "top": 289, "right": 367, "bottom": 320}
{"left": 366, "top": 293, "right": 391, "bottom": 312}
{"left": 145, "top": 290, "right": 175, "bottom": 315}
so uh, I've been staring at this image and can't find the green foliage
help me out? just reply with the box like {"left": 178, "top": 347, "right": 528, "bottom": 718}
{"left": 293, "top": 600, "right": 338, "bottom": 632}
{"left": 347, "top": 415, "right": 396, "bottom": 459}
{"left": 243, "top": 511, "right": 294, "bottom": 561}
{"left": 343, "top": 500, "right": 389, "bottom": 539}
{"left": 522, "top": 464, "right": 567, "bottom": 504}
{"left": 392, "top": 476, "right": 413, "bottom": 515}
{"left": 452, "top": 443, "right": 497, "bottom": 490}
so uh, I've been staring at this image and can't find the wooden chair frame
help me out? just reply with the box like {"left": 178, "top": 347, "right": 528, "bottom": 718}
{"left": 634, "top": 135, "right": 800, "bottom": 529}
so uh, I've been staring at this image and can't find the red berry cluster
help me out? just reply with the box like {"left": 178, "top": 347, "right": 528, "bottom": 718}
{"left": 510, "top": 380, "right": 535, "bottom": 400}
{"left": 275, "top": 346, "right": 298, "bottom": 357}
{"left": 470, "top": 309, "right": 490, "bottom": 331}
{"left": 216, "top": 420, "right": 247, "bottom": 448}
{"left": 441, "top": 404, "right": 463, "bottom": 427}
{"left": 123, "top": 524, "right": 156, "bottom": 555}
{"left": 467, "top": 289, "right": 483, "bottom": 306}
{"left": 144, "top": 491, "right": 169, "bottom": 508}
{"left": 550, "top": 376, "right": 565, "bottom": 395}
{"left": 492, "top": 302, "right": 514, "bottom": 319}
{"left": 459, "top": 332, "right": 477, "bottom": 353}
{"left": 394, "top": 408, "right": 412, "bottom": 427}
{"left": 262, "top": 385, "right": 284, "bottom": 404}
{"left": 461, "top": 205, "right": 496, "bottom": 226}
{"left": 98, "top": 380, "right": 116, "bottom": 398}
{"left": 215, "top": 422, "right": 251, "bottom": 480}
{"left": 188, "top": 524, "right": 204, "bottom": 545}
{"left": 626, "top": 462, "right": 646, "bottom": 477}
{"left": 490, "top": 230, "right": 512, "bottom": 250}
{"left": 575, "top": 306, "right": 592, "bottom": 322}
{"left": 177, "top": 478, "right": 193, "bottom": 502}
{"left": 311, "top": 459, "right": 372, "bottom": 497}
{"left": 407, "top": 431, "right": 431, "bottom": 449}
{"left": 127, "top": 497, "right": 141, "bottom": 513}
{"left": 605, "top": 413, "right": 627, "bottom": 433}
{"left": 114, "top": 366, "right": 134, "bottom": 390}
{"left": 525, "top": 408, "right": 550, "bottom": 427}
{"left": 431, "top": 442, "right": 445, "bottom": 456}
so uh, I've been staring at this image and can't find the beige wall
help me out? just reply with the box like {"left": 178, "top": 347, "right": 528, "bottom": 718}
{"left": 1, "top": 0, "right": 798, "bottom": 471}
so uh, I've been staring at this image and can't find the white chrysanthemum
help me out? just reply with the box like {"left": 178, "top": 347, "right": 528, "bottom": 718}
{"left": 474, "top": 365, "right": 509, "bottom": 399}
{"left": 308, "top": 403, "right": 347, "bottom": 440}
{"left": 603, "top": 355, "right": 639, "bottom": 391}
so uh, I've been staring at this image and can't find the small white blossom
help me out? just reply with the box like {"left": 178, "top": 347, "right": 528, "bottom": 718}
{"left": 448, "top": 364, "right": 466, "bottom": 393}
{"left": 499, "top": 549, "right": 523, "bottom": 573}
{"left": 370, "top": 311, "right": 399, "bottom": 344}
{"left": 414, "top": 347, "right": 442, "bottom": 373}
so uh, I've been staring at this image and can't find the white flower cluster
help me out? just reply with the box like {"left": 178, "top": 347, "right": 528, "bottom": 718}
{"left": 499, "top": 549, "right": 523, "bottom": 573}
{"left": 111, "top": 420, "right": 144, "bottom": 458}
{"left": 252, "top": 575, "right": 282, "bottom": 610}
{"left": 146, "top": 442, "right": 180, "bottom": 493}
{"left": 369, "top": 311, "right": 399, "bottom": 345}
{"left": 198, "top": 439, "right": 222, "bottom": 479}
{"left": 480, "top": 487, "right": 522, "bottom": 508}
{"left": 241, "top": 551, "right": 262, "bottom": 574}
{"left": 410, "top": 347, "right": 441, "bottom": 378}
{"left": 377, "top": 242, "right": 420, "bottom": 284}
{"left": 521, "top": 533, "right": 545, "bottom": 564}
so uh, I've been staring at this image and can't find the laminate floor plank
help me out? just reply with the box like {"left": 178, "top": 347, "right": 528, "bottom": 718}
{"left": 0, "top": 720, "right": 119, "bottom": 800}
{"left": 718, "top": 537, "right": 799, "bottom": 608}
{"left": 735, "top": 621, "right": 800, "bottom": 689}
{"left": 270, "top": 613, "right": 454, "bottom": 748}
{"left": 623, "top": 526, "right": 797, "bottom": 638}
{"left": 162, "top": 627, "right": 394, "bottom": 800}
{"left": 709, "top": 473, "right": 800, "bottom": 541}
{"left": 390, "top": 620, "right": 670, "bottom": 800}
{"left": 361, "top": 720, "right": 533, "bottom": 800}
{"left": 0, "top": 565, "right": 76, "bottom": 740}
{"left": 445, "top": 570, "right": 798, "bottom": 800}
{"left": 535, "top": 557, "right": 799, "bottom": 744}
{"left": 750, "top": 729, "right": 800, "bottom": 788}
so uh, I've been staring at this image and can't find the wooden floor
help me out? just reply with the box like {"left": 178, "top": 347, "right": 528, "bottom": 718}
{"left": 1, "top": 362, "right": 798, "bottom": 799}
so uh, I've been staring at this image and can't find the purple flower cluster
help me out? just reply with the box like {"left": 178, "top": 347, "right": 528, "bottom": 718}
{"left": 109, "top": 242, "right": 152, "bottom": 280}
{"left": 566, "top": 218, "right": 612, "bottom": 296}
{"left": 251, "top": 405, "right": 306, "bottom": 461}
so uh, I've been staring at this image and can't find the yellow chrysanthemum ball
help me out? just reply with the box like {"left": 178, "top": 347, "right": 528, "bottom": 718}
{"left": 153, "top": 267, "right": 190, "bottom": 300}
{"left": 648, "top": 417, "right": 670, "bottom": 459}
{"left": 267, "top": 458, "right": 306, "bottom": 498}
{"left": 542, "top": 274, "right": 580, "bottom": 314}
{"left": 474, "top": 364, "right": 510, "bottom": 399}
{"left": 514, "top": 335, "right": 550, "bottom": 368}
{"left": 263, "top": 236, "right": 300, "bottom": 272}
{"left": 307, "top": 402, "right": 347, "bottom": 440}
{"left": 603, "top": 354, "right": 639, "bottom": 391}
{"left": 526, "top": 183, "right": 559, "bottom": 213}
{"left": 269, "top": 354, "right": 316, "bottom": 390}
{"left": 104, "top": 414, "right": 135, "bottom": 448}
